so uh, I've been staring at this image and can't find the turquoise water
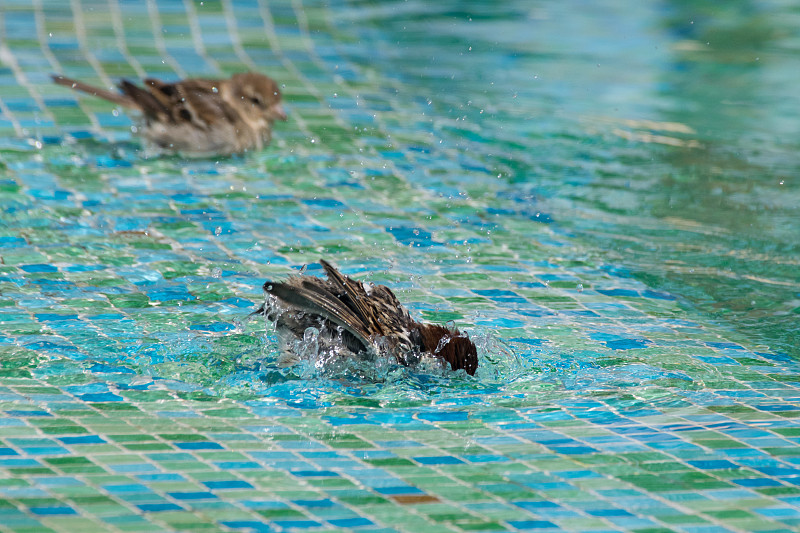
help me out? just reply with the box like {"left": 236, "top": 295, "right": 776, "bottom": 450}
{"left": 1, "top": 1, "right": 800, "bottom": 532}
{"left": 344, "top": 0, "right": 800, "bottom": 357}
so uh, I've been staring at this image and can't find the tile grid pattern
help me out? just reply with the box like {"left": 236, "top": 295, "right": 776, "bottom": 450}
{"left": 0, "top": 0, "right": 799, "bottom": 532}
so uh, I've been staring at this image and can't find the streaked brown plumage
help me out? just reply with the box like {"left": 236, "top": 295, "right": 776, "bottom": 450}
{"left": 254, "top": 260, "right": 478, "bottom": 376}
{"left": 51, "top": 72, "right": 287, "bottom": 157}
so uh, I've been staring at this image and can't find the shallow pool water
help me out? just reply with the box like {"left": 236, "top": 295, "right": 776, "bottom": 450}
{"left": 1, "top": 1, "right": 799, "bottom": 532}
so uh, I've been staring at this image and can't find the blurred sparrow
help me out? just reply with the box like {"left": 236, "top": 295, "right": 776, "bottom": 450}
{"left": 253, "top": 259, "right": 478, "bottom": 375}
{"left": 52, "top": 72, "right": 287, "bottom": 157}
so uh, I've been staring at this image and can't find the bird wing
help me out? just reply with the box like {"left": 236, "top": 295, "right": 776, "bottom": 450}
{"left": 265, "top": 276, "right": 374, "bottom": 350}
{"left": 118, "top": 79, "right": 172, "bottom": 121}
{"left": 319, "top": 260, "right": 384, "bottom": 334}
{"left": 51, "top": 75, "right": 135, "bottom": 108}
{"left": 138, "top": 78, "right": 238, "bottom": 129}
{"left": 320, "top": 260, "right": 417, "bottom": 349}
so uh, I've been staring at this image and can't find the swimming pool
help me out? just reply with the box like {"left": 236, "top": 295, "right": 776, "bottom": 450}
{"left": 1, "top": 0, "right": 799, "bottom": 531}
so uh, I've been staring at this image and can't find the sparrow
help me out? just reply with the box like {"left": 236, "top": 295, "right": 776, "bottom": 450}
{"left": 51, "top": 72, "right": 287, "bottom": 157}
{"left": 253, "top": 260, "right": 478, "bottom": 376}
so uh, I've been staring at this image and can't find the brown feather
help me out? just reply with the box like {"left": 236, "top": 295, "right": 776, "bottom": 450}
{"left": 261, "top": 261, "right": 479, "bottom": 375}
{"left": 419, "top": 324, "right": 478, "bottom": 375}
{"left": 264, "top": 278, "right": 373, "bottom": 347}
{"left": 51, "top": 71, "right": 285, "bottom": 156}
{"left": 320, "top": 259, "right": 390, "bottom": 337}
{"left": 118, "top": 80, "right": 170, "bottom": 120}
{"left": 51, "top": 75, "right": 135, "bottom": 108}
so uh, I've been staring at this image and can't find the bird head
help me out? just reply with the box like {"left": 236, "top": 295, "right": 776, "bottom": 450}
{"left": 230, "top": 72, "right": 287, "bottom": 123}
{"left": 419, "top": 324, "right": 478, "bottom": 376}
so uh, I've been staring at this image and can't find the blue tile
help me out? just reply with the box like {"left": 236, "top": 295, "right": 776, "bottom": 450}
{"left": 5, "top": 410, "right": 51, "bottom": 417}
{"left": 414, "top": 456, "right": 465, "bottom": 465}
{"left": 221, "top": 521, "right": 274, "bottom": 532}
{"left": 733, "top": 478, "right": 783, "bottom": 488}
{"left": 272, "top": 520, "right": 322, "bottom": 529}
{"left": 689, "top": 459, "right": 740, "bottom": 470}
{"left": 137, "top": 503, "right": 184, "bottom": 512}
{"left": 0, "top": 458, "right": 42, "bottom": 467}
{"left": 104, "top": 483, "right": 154, "bottom": 494}
{"left": 239, "top": 500, "right": 291, "bottom": 510}
{"left": 20, "top": 264, "right": 58, "bottom": 273}
{"left": 587, "top": 509, "right": 634, "bottom": 517}
{"left": 168, "top": 491, "right": 218, "bottom": 500}
{"left": 78, "top": 392, "right": 125, "bottom": 402}
{"left": 57, "top": 435, "right": 106, "bottom": 445}
{"left": 20, "top": 446, "right": 69, "bottom": 455}
{"left": 136, "top": 473, "right": 186, "bottom": 482}
{"left": 36, "top": 477, "right": 84, "bottom": 487}
{"left": 203, "top": 480, "right": 254, "bottom": 490}
{"left": 175, "top": 442, "right": 224, "bottom": 450}
{"left": 374, "top": 486, "right": 424, "bottom": 495}
{"left": 463, "top": 454, "right": 509, "bottom": 463}
{"left": 291, "top": 470, "right": 339, "bottom": 477}
{"left": 329, "top": 517, "right": 374, "bottom": 527}
{"left": 507, "top": 520, "right": 558, "bottom": 529}
{"left": 293, "top": 499, "right": 336, "bottom": 508}
{"left": 29, "top": 506, "right": 78, "bottom": 516}
{"left": 213, "top": 461, "right": 261, "bottom": 470}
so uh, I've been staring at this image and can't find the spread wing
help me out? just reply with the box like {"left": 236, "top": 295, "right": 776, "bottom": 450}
{"left": 262, "top": 261, "right": 477, "bottom": 373}
{"left": 320, "top": 260, "right": 417, "bottom": 348}
{"left": 264, "top": 276, "right": 374, "bottom": 350}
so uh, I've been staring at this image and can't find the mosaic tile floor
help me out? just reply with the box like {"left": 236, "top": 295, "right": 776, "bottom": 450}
{"left": 1, "top": 0, "right": 800, "bottom": 532}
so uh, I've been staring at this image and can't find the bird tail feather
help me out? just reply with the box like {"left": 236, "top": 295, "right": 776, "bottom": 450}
{"left": 51, "top": 74, "right": 135, "bottom": 108}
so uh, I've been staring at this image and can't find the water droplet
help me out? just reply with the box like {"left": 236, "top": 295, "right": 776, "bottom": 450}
{"left": 214, "top": 226, "right": 222, "bottom": 236}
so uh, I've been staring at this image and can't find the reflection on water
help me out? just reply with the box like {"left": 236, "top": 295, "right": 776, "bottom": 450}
{"left": 1, "top": 0, "right": 797, "bottom": 405}
{"left": 340, "top": 0, "right": 799, "bottom": 357}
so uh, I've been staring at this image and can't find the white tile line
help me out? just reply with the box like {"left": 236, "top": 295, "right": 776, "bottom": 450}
{"left": 219, "top": 0, "right": 346, "bottom": 254}
{"left": 226, "top": 0, "right": 315, "bottom": 137}
{"left": 32, "top": 0, "right": 96, "bottom": 141}
{"left": 182, "top": 0, "right": 221, "bottom": 75}
{"left": 70, "top": 0, "right": 114, "bottom": 88}
{"left": 220, "top": 0, "right": 257, "bottom": 71}
{"left": 32, "top": 0, "right": 64, "bottom": 78}
{"left": 145, "top": 0, "right": 187, "bottom": 79}
{"left": 0, "top": 10, "right": 42, "bottom": 137}
{"left": 108, "top": 0, "right": 148, "bottom": 79}
{"left": 293, "top": 0, "right": 490, "bottom": 266}
{"left": 0, "top": 89, "right": 23, "bottom": 138}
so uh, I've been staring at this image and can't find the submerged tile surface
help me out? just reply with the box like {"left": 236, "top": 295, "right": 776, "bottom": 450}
{"left": 1, "top": 0, "right": 800, "bottom": 532}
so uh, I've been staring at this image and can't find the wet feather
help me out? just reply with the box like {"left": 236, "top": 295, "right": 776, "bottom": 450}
{"left": 255, "top": 260, "right": 478, "bottom": 375}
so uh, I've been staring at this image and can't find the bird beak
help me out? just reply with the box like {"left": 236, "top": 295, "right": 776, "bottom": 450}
{"left": 271, "top": 104, "right": 288, "bottom": 121}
